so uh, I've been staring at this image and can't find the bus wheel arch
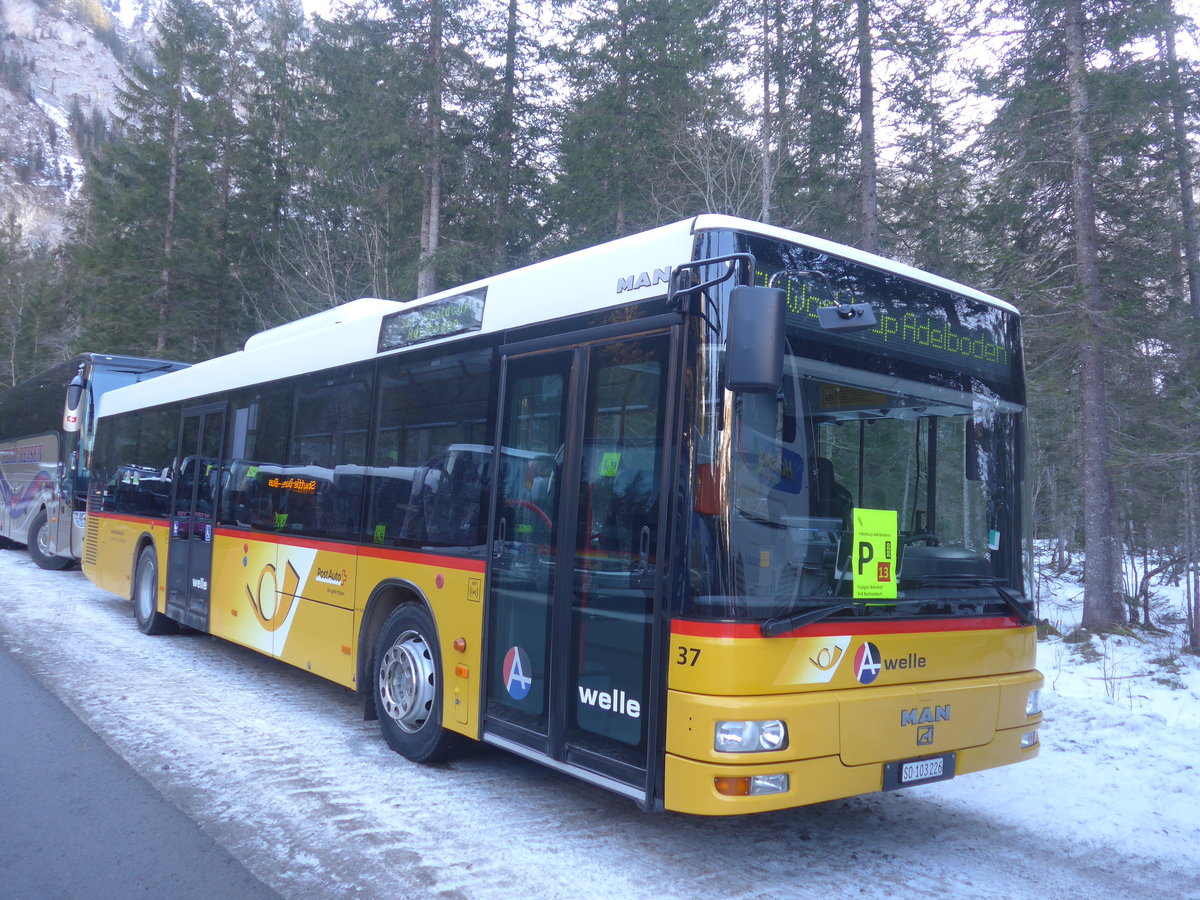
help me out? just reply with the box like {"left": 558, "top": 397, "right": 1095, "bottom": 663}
{"left": 127, "top": 532, "right": 156, "bottom": 599}
{"left": 358, "top": 581, "right": 421, "bottom": 707}
{"left": 132, "top": 540, "right": 176, "bottom": 635}
{"left": 27, "top": 508, "right": 71, "bottom": 570}
{"left": 363, "top": 584, "right": 465, "bottom": 763}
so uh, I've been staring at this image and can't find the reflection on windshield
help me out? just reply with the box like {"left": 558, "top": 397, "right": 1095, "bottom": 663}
{"left": 688, "top": 356, "right": 1023, "bottom": 621}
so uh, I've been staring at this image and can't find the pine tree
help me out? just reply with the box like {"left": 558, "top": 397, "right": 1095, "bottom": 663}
{"left": 974, "top": 0, "right": 1198, "bottom": 628}
{"left": 75, "top": 0, "right": 230, "bottom": 360}
{"left": 550, "top": 0, "right": 738, "bottom": 248}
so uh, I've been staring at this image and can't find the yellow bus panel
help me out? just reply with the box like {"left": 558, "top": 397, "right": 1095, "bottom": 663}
{"left": 668, "top": 620, "right": 1036, "bottom": 694}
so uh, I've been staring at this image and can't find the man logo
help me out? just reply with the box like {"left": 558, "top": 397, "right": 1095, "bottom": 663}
{"left": 616, "top": 267, "right": 671, "bottom": 294}
{"left": 900, "top": 705, "right": 951, "bottom": 727}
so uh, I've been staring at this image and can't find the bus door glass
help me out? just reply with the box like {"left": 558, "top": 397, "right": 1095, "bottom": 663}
{"left": 485, "top": 331, "right": 672, "bottom": 791}
{"left": 167, "top": 406, "right": 225, "bottom": 630}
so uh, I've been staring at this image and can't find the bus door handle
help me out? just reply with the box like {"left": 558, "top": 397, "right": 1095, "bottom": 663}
{"left": 638, "top": 525, "right": 651, "bottom": 573}
{"left": 494, "top": 516, "right": 507, "bottom": 559}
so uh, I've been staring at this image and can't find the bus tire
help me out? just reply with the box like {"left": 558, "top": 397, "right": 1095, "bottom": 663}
{"left": 133, "top": 547, "right": 177, "bottom": 635}
{"left": 28, "top": 510, "right": 71, "bottom": 570}
{"left": 374, "top": 604, "right": 465, "bottom": 764}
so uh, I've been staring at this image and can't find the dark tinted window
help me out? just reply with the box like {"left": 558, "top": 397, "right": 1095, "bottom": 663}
{"left": 220, "top": 383, "right": 290, "bottom": 530}
{"left": 367, "top": 346, "right": 493, "bottom": 550}
{"left": 0, "top": 359, "right": 77, "bottom": 439}
{"left": 277, "top": 367, "right": 372, "bottom": 541}
{"left": 91, "top": 405, "right": 180, "bottom": 517}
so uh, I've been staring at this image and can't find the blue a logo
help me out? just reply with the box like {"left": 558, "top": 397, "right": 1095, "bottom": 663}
{"left": 854, "top": 641, "right": 882, "bottom": 684}
{"left": 503, "top": 646, "right": 533, "bottom": 700}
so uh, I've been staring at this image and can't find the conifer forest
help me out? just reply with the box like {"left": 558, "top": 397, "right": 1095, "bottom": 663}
{"left": 2, "top": 0, "right": 1200, "bottom": 643}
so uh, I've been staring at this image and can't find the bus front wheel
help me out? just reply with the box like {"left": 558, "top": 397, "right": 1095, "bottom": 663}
{"left": 133, "top": 547, "right": 177, "bottom": 635}
{"left": 374, "top": 604, "right": 465, "bottom": 764}
{"left": 28, "top": 510, "right": 71, "bottom": 570}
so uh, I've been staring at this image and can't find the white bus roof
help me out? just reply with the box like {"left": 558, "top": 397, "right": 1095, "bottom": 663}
{"left": 98, "top": 216, "right": 1017, "bottom": 418}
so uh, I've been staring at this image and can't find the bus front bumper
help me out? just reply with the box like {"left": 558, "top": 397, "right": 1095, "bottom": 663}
{"left": 662, "top": 672, "right": 1043, "bottom": 815}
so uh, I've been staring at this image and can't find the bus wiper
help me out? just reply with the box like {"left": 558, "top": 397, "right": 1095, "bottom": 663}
{"left": 900, "top": 573, "right": 1037, "bottom": 627}
{"left": 994, "top": 586, "right": 1037, "bottom": 627}
{"left": 761, "top": 598, "right": 941, "bottom": 636}
{"left": 760, "top": 582, "right": 1036, "bottom": 636}
{"left": 761, "top": 602, "right": 850, "bottom": 636}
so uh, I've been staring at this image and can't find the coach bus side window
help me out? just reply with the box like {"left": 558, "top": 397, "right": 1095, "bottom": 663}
{"left": 220, "top": 384, "right": 290, "bottom": 531}
{"left": 283, "top": 366, "right": 372, "bottom": 541}
{"left": 368, "top": 346, "right": 492, "bottom": 551}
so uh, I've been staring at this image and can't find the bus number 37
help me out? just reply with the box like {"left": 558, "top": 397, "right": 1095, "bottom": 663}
{"left": 676, "top": 647, "right": 701, "bottom": 667}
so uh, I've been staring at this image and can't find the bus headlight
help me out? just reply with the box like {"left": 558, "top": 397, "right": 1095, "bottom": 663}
{"left": 1026, "top": 688, "right": 1042, "bottom": 717}
{"left": 1021, "top": 730, "right": 1039, "bottom": 749}
{"left": 715, "top": 720, "right": 788, "bottom": 753}
{"left": 714, "top": 773, "right": 790, "bottom": 796}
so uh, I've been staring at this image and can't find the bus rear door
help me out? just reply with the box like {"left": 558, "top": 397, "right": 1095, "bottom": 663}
{"left": 166, "top": 405, "right": 225, "bottom": 631}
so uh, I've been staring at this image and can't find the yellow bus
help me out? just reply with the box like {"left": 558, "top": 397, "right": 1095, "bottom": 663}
{"left": 82, "top": 216, "right": 1042, "bottom": 814}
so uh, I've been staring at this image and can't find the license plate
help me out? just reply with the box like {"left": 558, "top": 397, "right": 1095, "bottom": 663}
{"left": 883, "top": 752, "right": 956, "bottom": 791}
{"left": 902, "top": 758, "right": 943, "bottom": 782}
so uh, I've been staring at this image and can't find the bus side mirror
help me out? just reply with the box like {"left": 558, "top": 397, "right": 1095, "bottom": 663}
{"left": 63, "top": 372, "right": 85, "bottom": 433}
{"left": 726, "top": 285, "right": 786, "bottom": 393}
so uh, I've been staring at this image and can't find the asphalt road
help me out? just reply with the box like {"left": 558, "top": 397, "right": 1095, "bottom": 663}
{"left": 0, "top": 642, "right": 278, "bottom": 899}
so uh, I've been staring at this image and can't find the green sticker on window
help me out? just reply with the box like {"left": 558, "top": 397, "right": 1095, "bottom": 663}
{"left": 247, "top": 465, "right": 259, "bottom": 479}
{"left": 853, "top": 508, "right": 897, "bottom": 601}
{"left": 275, "top": 512, "right": 289, "bottom": 531}
{"left": 374, "top": 523, "right": 387, "bottom": 544}
{"left": 598, "top": 452, "right": 622, "bottom": 477}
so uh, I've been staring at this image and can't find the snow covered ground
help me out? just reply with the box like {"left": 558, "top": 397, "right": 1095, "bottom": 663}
{"left": 0, "top": 548, "right": 1196, "bottom": 898}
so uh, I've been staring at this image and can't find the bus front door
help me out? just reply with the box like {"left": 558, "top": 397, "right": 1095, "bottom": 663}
{"left": 166, "top": 405, "right": 225, "bottom": 631}
{"left": 485, "top": 330, "right": 675, "bottom": 805}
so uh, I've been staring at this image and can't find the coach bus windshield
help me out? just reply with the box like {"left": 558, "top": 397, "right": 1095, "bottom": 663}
{"left": 684, "top": 234, "right": 1027, "bottom": 624}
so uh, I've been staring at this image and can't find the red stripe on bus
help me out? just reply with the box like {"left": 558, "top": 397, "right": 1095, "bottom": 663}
{"left": 213, "top": 527, "right": 487, "bottom": 573}
{"left": 357, "top": 543, "right": 487, "bottom": 573}
{"left": 91, "top": 512, "right": 171, "bottom": 528}
{"left": 670, "top": 616, "right": 1024, "bottom": 639}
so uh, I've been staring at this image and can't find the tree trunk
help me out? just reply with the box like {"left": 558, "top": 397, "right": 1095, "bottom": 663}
{"left": 759, "top": 0, "right": 773, "bottom": 223}
{"left": 1188, "top": 460, "right": 1199, "bottom": 649}
{"left": 857, "top": 0, "right": 879, "bottom": 254}
{"left": 417, "top": 0, "right": 445, "bottom": 298}
{"left": 159, "top": 89, "right": 182, "bottom": 355}
{"left": 1161, "top": 0, "right": 1200, "bottom": 313}
{"left": 1065, "top": 0, "right": 1124, "bottom": 631}
{"left": 614, "top": 0, "right": 629, "bottom": 234}
{"left": 491, "top": 0, "right": 519, "bottom": 267}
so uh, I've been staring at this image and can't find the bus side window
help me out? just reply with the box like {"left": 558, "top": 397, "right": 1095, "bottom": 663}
{"left": 284, "top": 367, "right": 371, "bottom": 541}
{"left": 368, "top": 346, "right": 492, "bottom": 551}
{"left": 220, "top": 385, "right": 289, "bottom": 531}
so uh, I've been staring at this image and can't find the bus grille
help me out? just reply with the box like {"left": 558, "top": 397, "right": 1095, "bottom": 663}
{"left": 83, "top": 517, "right": 100, "bottom": 566}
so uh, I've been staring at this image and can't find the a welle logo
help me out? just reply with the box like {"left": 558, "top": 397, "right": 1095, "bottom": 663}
{"left": 854, "top": 641, "right": 928, "bottom": 684}
{"left": 578, "top": 685, "right": 641, "bottom": 719}
{"left": 315, "top": 567, "right": 348, "bottom": 587}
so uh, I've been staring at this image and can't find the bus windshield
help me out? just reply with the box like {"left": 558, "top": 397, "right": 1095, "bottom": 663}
{"left": 721, "top": 358, "right": 1022, "bottom": 620}
{"left": 685, "top": 233, "right": 1027, "bottom": 624}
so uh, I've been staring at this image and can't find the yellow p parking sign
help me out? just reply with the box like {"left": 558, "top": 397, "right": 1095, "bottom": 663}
{"left": 853, "top": 508, "right": 898, "bottom": 600}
